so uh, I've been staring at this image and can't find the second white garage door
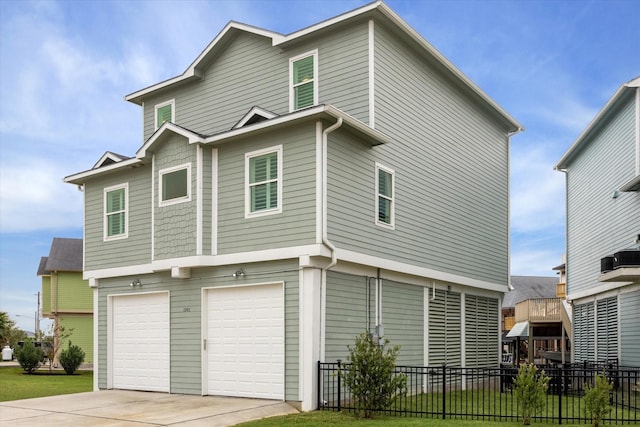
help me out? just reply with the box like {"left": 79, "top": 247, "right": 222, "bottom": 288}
{"left": 206, "top": 283, "right": 284, "bottom": 400}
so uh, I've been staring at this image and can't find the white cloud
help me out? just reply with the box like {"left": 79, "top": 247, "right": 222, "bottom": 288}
{"left": 511, "top": 247, "right": 563, "bottom": 277}
{"left": 0, "top": 158, "right": 83, "bottom": 232}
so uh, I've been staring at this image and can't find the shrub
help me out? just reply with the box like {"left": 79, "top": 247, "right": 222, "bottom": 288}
{"left": 513, "top": 363, "right": 550, "bottom": 425}
{"left": 584, "top": 372, "right": 613, "bottom": 427}
{"left": 59, "top": 341, "right": 85, "bottom": 375}
{"left": 15, "top": 341, "right": 45, "bottom": 374}
{"left": 339, "top": 332, "right": 407, "bottom": 418}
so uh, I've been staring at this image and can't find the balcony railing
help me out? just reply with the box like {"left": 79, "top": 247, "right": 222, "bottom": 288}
{"left": 515, "top": 298, "right": 562, "bottom": 323}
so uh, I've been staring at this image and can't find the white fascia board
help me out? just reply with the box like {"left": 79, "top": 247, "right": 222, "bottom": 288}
{"left": 82, "top": 244, "right": 330, "bottom": 280}
{"left": 273, "top": 1, "right": 381, "bottom": 47}
{"left": 336, "top": 248, "right": 510, "bottom": 293}
{"left": 556, "top": 77, "right": 640, "bottom": 170}
{"left": 566, "top": 280, "right": 634, "bottom": 301}
{"left": 64, "top": 157, "right": 142, "bottom": 185}
{"left": 137, "top": 122, "right": 205, "bottom": 158}
{"left": 125, "top": 22, "right": 284, "bottom": 105}
{"left": 202, "top": 104, "right": 390, "bottom": 146}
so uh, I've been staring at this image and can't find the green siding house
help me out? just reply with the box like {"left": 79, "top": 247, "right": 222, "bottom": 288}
{"left": 38, "top": 237, "right": 93, "bottom": 364}
{"left": 555, "top": 76, "right": 640, "bottom": 367}
{"left": 65, "top": 2, "right": 522, "bottom": 409}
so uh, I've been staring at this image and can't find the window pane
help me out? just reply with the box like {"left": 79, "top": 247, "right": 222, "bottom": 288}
{"left": 378, "top": 169, "right": 392, "bottom": 197}
{"left": 107, "top": 189, "right": 124, "bottom": 213}
{"left": 108, "top": 212, "right": 125, "bottom": 236}
{"left": 293, "top": 56, "right": 314, "bottom": 84}
{"left": 378, "top": 197, "right": 391, "bottom": 224}
{"left": 252, "top": 184, "right": 267, "bottom": 211}
{"left": 157, "top": 104, "right": 172, "bottom": 126}
{"left": 295, "top": 82, "right": 314, "bottom": 110}
{"left": 268, "top": 182, "right": 278, "bottom": 209}
{"left": 162, "top": 168, "right": 188, "bottom": 201}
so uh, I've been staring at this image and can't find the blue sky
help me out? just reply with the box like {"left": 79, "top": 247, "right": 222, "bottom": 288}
{"left": 1, "top": 0, "right": 639, "bottom": 332}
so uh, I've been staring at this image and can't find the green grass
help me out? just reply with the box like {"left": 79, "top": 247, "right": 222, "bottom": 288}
{"left": 0, "top": 366, "right": 93, "bottom": 402}
{"left": 236, "top": 410, "right": 562, "bottom": 426}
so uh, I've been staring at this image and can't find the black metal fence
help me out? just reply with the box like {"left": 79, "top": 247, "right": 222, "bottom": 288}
{"left": 318, "top": 360, "right": 640, "bottom": 424}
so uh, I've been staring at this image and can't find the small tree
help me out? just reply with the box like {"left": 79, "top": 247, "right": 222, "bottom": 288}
{"left": 513, "top": 363, "right": 550, "bottom": 425}
{"left": 15, "top": 341, "right": 46, "bottom": 374}
{"left": 59, "top": 341, "right": 86, "bottom": 374}
{"left": 339, "top": 332, "right": 407, "bottom": 418}
{"left": 42, "top": 323, "right": 73, "bottom": 373}
{"left": 584, "top": 372, "right": 613, "bottom": 427}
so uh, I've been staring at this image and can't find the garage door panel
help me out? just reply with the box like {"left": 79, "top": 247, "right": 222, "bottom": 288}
{"left": 206, "top": 284, "right": 284, "bottom": 399}
{"left": 112, "top": 293, "right": 169, "bottom": 392}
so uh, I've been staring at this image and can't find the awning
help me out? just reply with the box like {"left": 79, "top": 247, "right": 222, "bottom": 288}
{"left": 506, "top": 321, "right": 529, "bottom": 338}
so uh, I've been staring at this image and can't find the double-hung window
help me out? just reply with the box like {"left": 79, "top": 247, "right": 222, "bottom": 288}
{"left": 290, "top": 50, "right": 317, "bottom": 111}
{"left": 159, "top": 163, "right": 191, "bottom": 207}
{"left": 245, "top": 145, "right": 282, "bottom": 217}
{"left": 104, "top": 183, "right": 128, "bottom": 241}
{"left": 375, "top": 163, "right": 395, "bottom": 228}
{"left": 155, "top": 99, "right": 175, "bottom": 129}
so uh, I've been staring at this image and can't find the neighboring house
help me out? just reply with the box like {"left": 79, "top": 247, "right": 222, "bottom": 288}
{"left": 502, "top": 275, "right": 571, "bottom": 365}
{"left": 555, "top": 76, "right": 640, "bottom": 367}
{"left": 37, "top": 238, "right": 93, "bottom": 363}
{"left": 64, "top": 1, "right": 522, "bottom": 409}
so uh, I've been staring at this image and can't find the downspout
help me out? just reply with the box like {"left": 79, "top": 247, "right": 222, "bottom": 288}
{"left": 322, "top": 117, "right": 343, "bottom": 271}
{"left": 506, "top": 127, "right": 523, "bottom": 291}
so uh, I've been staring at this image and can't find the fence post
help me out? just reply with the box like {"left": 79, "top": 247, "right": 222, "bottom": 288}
{"left": 442, "top": 363, "right": 447, "bottom": 420}
{"left": 337, "top": 359, "right": 341, "bottom": 412}
{"left": 317, "top": 361, "right": 321, "bottom": 409}
{"left": 558, "top": 364, "right": 563, "bottom": 425}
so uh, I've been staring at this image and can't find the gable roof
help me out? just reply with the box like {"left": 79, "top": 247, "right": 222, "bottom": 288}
{"left": 65, "top": 104, "right": 390, "bottom": 184}
{"left": 503, "top": 275, "right": 558, "bottom": 308}
{"left": 93, "top": 151, "right": 131, "bottom": 169}
{"left": 555, "top": 76, "right": 640, "bottom": 170}
{"left": 37, "top": 238, "right": 83, "bottom": 274}
{"left": 123, "top": 1, "right": 522, "bottom": 132}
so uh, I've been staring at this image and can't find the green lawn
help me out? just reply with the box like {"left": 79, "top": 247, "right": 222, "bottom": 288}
{"left": 0, "top": 366, "right": 93, "bottom": 402}
{"left": 236, "top": 411, "right": 562, "bottom": 426}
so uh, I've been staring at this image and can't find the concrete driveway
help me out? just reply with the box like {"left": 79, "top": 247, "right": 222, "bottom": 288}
{"left": 0, "top": 390, "right": 299, "bottom": 426}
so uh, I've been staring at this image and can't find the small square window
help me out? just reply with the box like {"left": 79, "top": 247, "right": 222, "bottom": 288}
{"left": 159, "top": 164, "right": 191, "bottom": 206}
{"left": 375, "top": 163, "right": 394, "bottom": 228}
{"left": 104, "top": 183, "right": 128, "bottom": 240}
{"left": 155, "top": 99, "right": 175, "bottom": 128}
{"left": 245, "top": 146, "right": 283, "bottom": 217}
{"left": 290, "top": 51, "right": 317, "bottom": 111}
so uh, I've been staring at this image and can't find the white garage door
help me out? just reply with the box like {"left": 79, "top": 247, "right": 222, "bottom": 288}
{"left": 206, "top": 283, "right": 284, "bottom": 399}
{"left": 111, "top": 292, "right": 170, "bottom": 392}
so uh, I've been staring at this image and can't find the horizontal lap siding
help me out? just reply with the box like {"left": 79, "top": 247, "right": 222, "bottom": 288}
{"left": 143, "top": 33, "right": 288, "bottom": 141}
{"left": 316, "top": 20, "right": 370, "bottom": 123}
{"left": 329, "top": 23, "right": 510, "bottom": 285}
{"left": 566, "top": 96, "right": 638, "bottom": 296}
{"left": 325, "top": 271, "right": 369, "bottom": 363}
{"left": 56, "top": 272, "right": 91, "bottom": 311}
{"left": 84, "top": 168, "right": 152, "bottom": 271}
{"left": 153, "top": 135, "right": 198, "bottom": 260}
{"left": 381, "top": 280, "right": 424, "bottom": 365}
{"left": 97, "top": 260, "right": 299, "bottom": 399}
{"left": 59, "top": 314, "right": 93, "bottom": 363}
{"left": 217, "top": 125, "right": 316, "bottom": 254}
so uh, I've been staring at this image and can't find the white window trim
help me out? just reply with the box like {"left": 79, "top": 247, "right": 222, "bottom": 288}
{"left": 245, "top": 145, "right": 283, "bottom": 218}
{"left": 154, "top": 99, "right": 175, "bottom": 129}
{"left": 159, "top": 163, "right": 192, "bottom": 207}
{"left": 289, "top": 50, "right": 318, "bottom": 112}
{"left": 375, "top": 162, "right": 395, "bottom": 229}
{"left": 103, "top": 183, "right": 128, "bottom": 241}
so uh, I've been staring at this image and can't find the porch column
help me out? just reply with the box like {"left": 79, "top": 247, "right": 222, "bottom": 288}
{"left": 299, "top": 259, "right": 322, "bottom": 411}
